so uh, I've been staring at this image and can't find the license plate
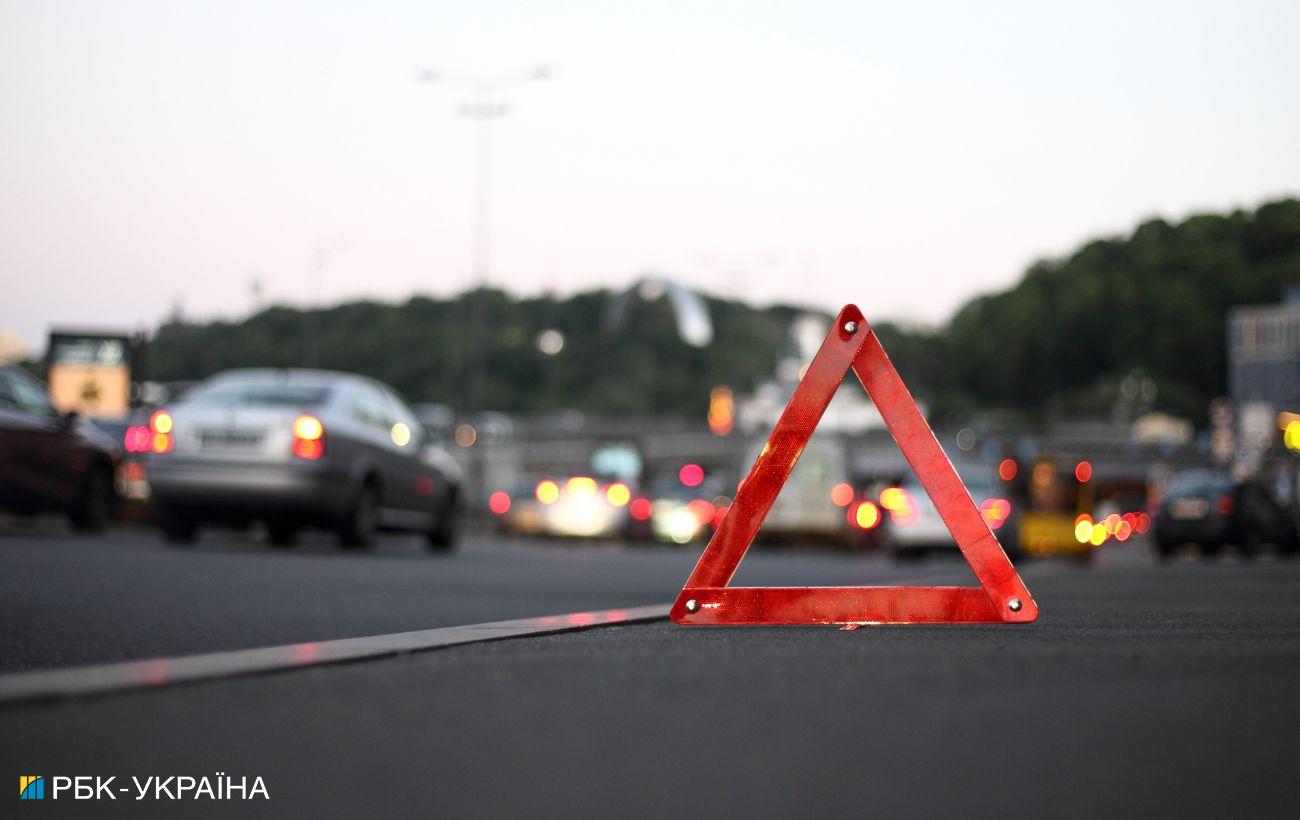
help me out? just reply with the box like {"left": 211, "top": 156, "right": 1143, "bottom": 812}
{"left": 1170, "top": 498, "right": 1208, "bottom": 520}
{"left": 198, "top": 429, "right": 264, "bottom": 449}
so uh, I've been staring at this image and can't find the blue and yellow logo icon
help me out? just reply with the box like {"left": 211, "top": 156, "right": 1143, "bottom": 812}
{"left": 19, "top": 776, "right": 45, "bottom": 800}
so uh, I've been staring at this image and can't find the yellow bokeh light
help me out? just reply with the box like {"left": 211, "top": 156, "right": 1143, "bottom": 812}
{"left": 1089, "top": 524, "right": 1107, "bottom": 546}
{"left": 567, "top": 476, "right": 597, "bottom": 497}
{"left": 1074, "top": 518, "right": 1093, "bottom": 543}
{"left": 293, "top": 415, "right": 323, "bottom": 441}
{"left": 151, "top": 411, "right": 173, "bottom": 434}
{"left": 536, "top": 480, "right": 560, "bottom": 505}
{"left": 879, "top": 487, "right": 908, "bottom": 510}
{"left": 855, "top": 501, "right": 881, "bottom": 529}
{"left": 1285, "top": 421, "right": 1300, "bottom": 451}
{"left": 390, "top": 422, "right": 411, "bottom": 446}
{"left": 605, "top": 483, "right": 631, "bottom": 507}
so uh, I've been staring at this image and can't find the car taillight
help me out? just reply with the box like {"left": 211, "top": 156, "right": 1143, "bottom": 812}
{"left": 124, "top": 425, "right": 152, "bottom": 453}
{"left": 849, "top": 500, "right": 881, "bottom": 530}
{"left": 980, "top": 497, "right": 1012, "bottom": 530}
{"left": 149, "top": 410, "right": 174, "bottom": 454}
{"left": 879, "top": 487, "right": 917, "bottom": 526}
{"left": 1217, "top": 495, "right": 1235, "bottom": 517}
{"left": 292, "top": 414, "right": 325, "bottom": 459}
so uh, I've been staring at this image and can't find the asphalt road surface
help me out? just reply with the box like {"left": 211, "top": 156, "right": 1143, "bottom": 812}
{"left": 3, "top": 518, "right": 1298, "bottom": 818}
{"left": 0, "top": 517, "right": 978, "bottom": 672}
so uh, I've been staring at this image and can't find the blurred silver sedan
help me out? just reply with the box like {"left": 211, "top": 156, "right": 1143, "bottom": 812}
{"left": 146, "top": 369, "right": 462, "bottom": 550}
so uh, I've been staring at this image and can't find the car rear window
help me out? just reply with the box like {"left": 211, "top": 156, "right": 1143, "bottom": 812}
{"left": 186, "top": 382, "right": 333, "bottom": 409}
{"left": 1165, "top": 471, "right": 1234, "bottom": 499}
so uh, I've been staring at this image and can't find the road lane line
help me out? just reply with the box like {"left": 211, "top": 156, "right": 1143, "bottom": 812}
{"left": 0, "top": 604, "right": 670, "bottom": 706}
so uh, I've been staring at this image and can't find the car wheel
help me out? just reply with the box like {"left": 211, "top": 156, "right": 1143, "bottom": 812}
{"left": 338, "top": 483, "right": 378, "bottom": 549}
{"left": 158, "top": 507, "right": 199, "bottom": 546}
{"left": 1238, "top": 530, "right": 1262, "bottom": 560}
{"left": 266, "top": 520, "right": 299, "bottom": 548}
{"left": 1278, "top": 528, "right": 1299, "bottom": 558}
{"left": 69, "top": 465, "right": 115, "bottom": 533}
{"left": 426, "top": 497, "right": 460, "bottom": 552}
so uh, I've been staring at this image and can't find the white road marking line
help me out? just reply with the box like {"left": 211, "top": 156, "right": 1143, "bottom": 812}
{"left": 0, "top": 604, "right": 670, "bottom": 706}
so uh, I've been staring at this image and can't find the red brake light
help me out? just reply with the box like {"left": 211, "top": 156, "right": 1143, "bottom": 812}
{"left": 124, "top": 425, "right": 152, "bottom": 453}
{"left": 1217, "top": 495, "right": 1235, "bottom": 517}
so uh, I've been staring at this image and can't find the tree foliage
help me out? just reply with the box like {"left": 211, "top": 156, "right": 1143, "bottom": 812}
{"left": 886, "top": 198, "right": 1300, "bottom": 424}
{"left": 145, "top": 199, "right": 1300, "bottom": 422}
{"left": 146, "top": 289, "right": 802, "bottom": 416}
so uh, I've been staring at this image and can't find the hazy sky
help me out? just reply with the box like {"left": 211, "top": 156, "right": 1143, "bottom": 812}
{"left": 3, "top": 0, "right": 1298, "bottom": 352}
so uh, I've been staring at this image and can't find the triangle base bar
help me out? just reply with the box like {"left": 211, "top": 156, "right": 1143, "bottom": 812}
{"left": 672, "top": 586, "right": 1016, "bottom": 625}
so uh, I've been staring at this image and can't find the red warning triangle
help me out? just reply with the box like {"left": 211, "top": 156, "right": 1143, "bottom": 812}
{"left": 672, "top": 304, "right": 1038, "bottom": 626}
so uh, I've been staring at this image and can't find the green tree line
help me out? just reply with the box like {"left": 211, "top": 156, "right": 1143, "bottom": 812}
{"left": 144, "top": 198, "right": 1300, "bottom": 423}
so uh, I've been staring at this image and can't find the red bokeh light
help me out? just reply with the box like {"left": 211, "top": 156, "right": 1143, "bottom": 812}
{"left": 679, "top": 463, "right": 704, "bottom": 487}
{"left": 629, "top": 498, "right": 653, "bottom": 521}
{"left": 997, "top": 458, "right": 1018, "bottom": 482}
{"left": 124, "top": 425, "right": 151, "bottom": 453}
{"left": 1074, "top": 461, "right": 1093, "bottom": 483}
{"left": 687, "top": 498, "right": 716, "bottom": 525}
{"left": 292, "top": 438, "right": 323, "bottom": 459}
{"left": 488, "top": 491, "right": 511, "bottom": 515}
{"left": 830, "top": 482, "right": 854, "bottom": 506}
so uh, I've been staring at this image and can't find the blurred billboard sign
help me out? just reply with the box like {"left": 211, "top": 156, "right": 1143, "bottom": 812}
{"left": 46, "top": 330, "right": 132, "bottom": 418}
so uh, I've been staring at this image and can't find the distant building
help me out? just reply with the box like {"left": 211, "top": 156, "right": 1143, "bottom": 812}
{"left": 1228, "top": 298, "right": 1300, "bottom": 412}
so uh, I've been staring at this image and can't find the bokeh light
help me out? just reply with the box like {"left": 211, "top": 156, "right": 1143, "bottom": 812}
{"left": 830, "top": 482, "right": 854, "bottom": 507}
{"left": 536, "top": 480, "right": 560, "bottom": 505}
{"left": 679, "top": 463, "right": 704, "bottom": 487}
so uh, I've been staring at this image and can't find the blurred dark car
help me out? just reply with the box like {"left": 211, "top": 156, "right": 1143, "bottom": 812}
{"left": 146, "top": 369, "right": 463, "bottom": 550}
{"left": 0, "top": 364, "right": 119, "bottom": 530}
{"left": 1153, "top": 469, "right": 1297, "bottom": 559}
